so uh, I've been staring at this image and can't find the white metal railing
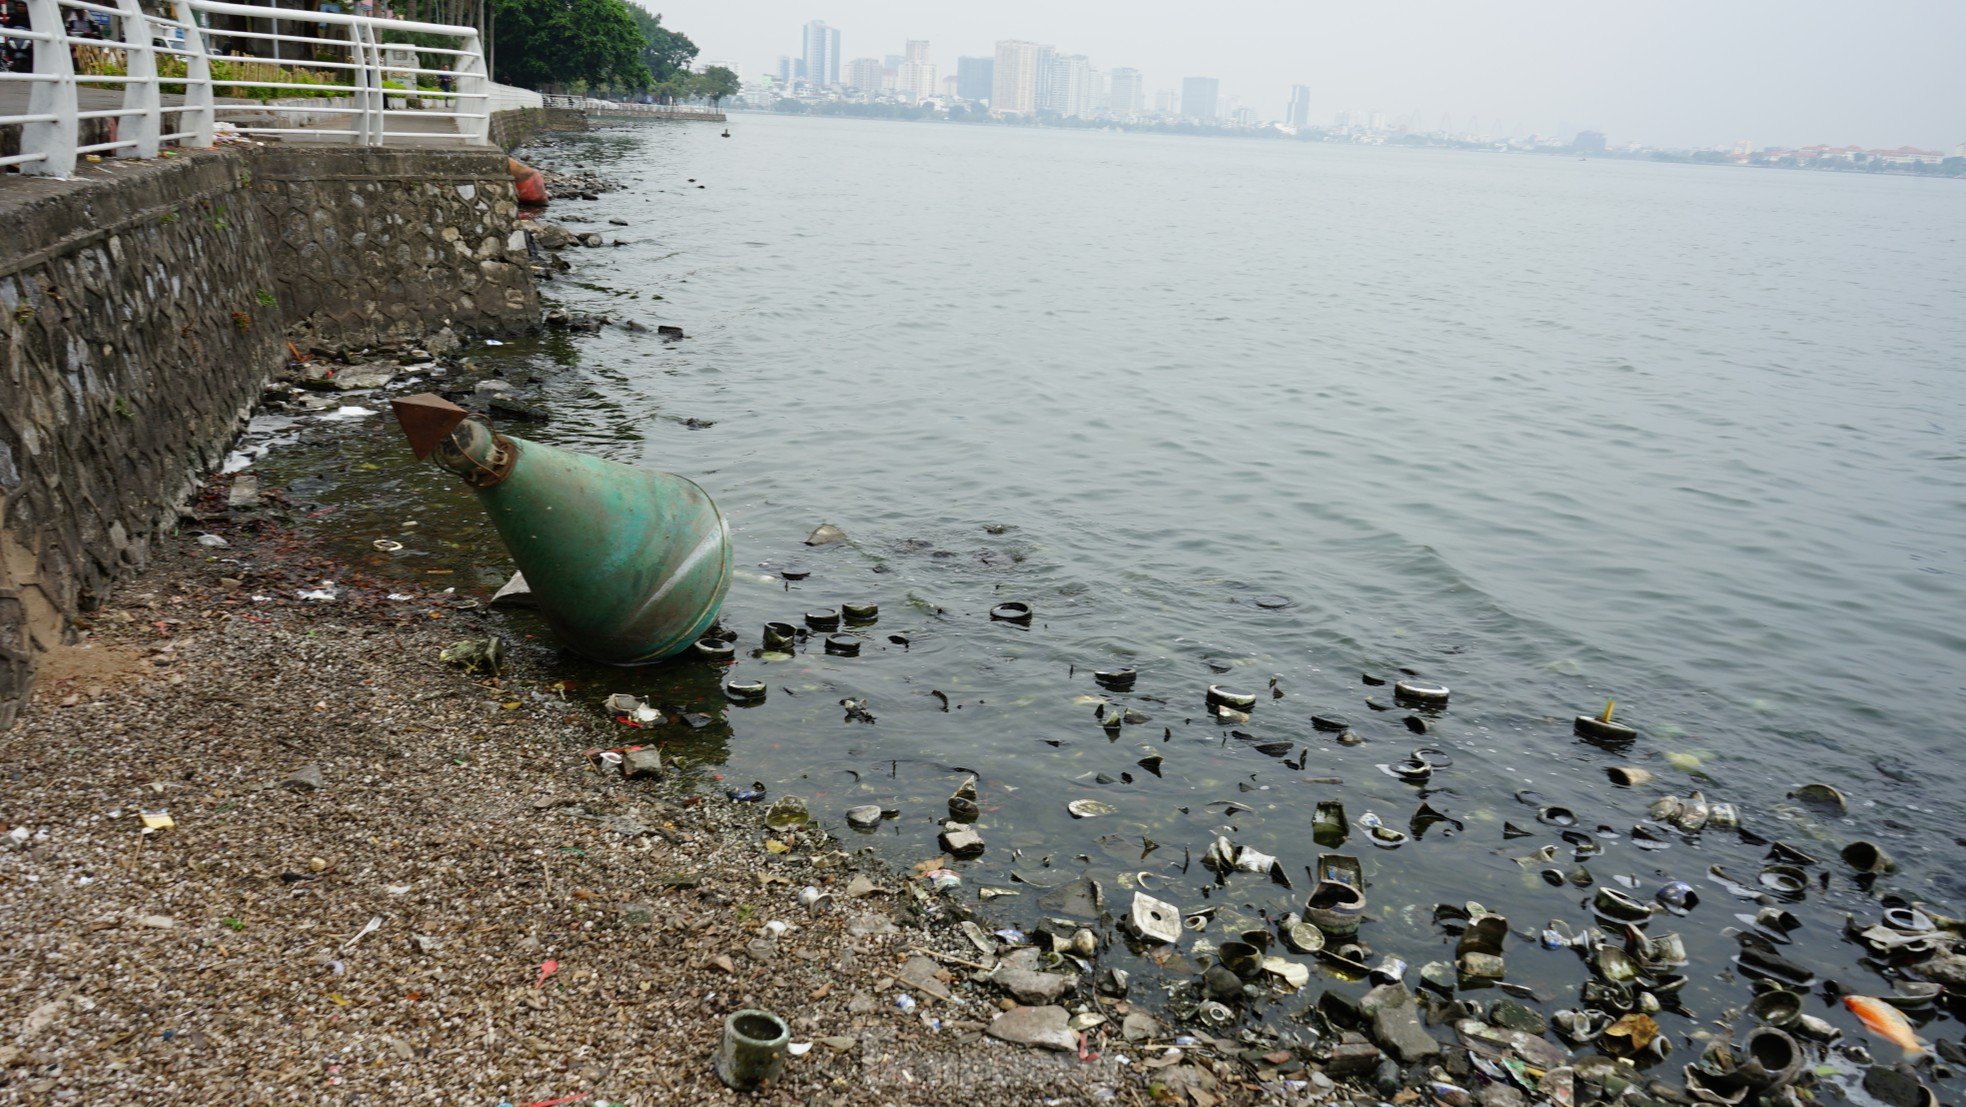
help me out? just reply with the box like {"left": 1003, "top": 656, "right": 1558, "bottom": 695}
{"left": 1, "top": 0, "right": 487, "bottom": 177}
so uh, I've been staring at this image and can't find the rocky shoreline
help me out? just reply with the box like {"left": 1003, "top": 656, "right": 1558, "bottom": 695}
{"left": 5, "top": 132, "right": 1962, "bottom": 1107}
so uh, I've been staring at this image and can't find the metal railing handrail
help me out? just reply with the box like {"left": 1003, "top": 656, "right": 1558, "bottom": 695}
{"left": 1, "top": 0, "right": 488, "bottom": 176}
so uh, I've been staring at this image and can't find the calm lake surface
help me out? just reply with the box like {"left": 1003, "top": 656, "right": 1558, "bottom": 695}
{"left": 272, "top": 114, "right": 1966, "bottom": 1052}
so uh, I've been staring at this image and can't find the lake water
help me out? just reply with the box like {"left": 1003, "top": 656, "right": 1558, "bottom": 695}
{"left": 271, "top": 113, "right": 1966, "bottom": 1059}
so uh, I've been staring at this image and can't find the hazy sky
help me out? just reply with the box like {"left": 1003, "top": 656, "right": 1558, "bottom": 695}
{"left": 648, "top": 0, "right": 1964, "bottom": 150}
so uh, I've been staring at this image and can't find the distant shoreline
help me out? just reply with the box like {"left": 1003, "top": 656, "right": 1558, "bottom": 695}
{"left": 727, "top": 107, "right": 1963, "bottom": 180}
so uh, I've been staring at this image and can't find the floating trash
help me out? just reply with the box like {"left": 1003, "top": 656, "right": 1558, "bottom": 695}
{"left": 1841, "top": 839, "right": 1896, "bottom": 875}
{"left": 1393, "top": 679, "right": 1450, "bottom": 706}
{"left": 693, "top": 637, "right": 736, "bottom": 662}
{"left": 1067, "top": 799, "right": 1117, "bottom": 819}
{"left": 1313, "top": 801, "right": 1348, "bottom": 846}
{"left": 1093, "top": 667, "right": 1137, "bottom": 691}
{"left": 1206, "top": 685, "right": 1257, "bottom": 711}
{"left": 762, "top": 621, "right": 797, "bottom": 650}
{"left": 726, "top": 782, "right": 767, "bottom": 802}
{"left": 1606, "top": 766, "right": 1653, "bottom": 787}
{"left": 1789, "top": 783, "right": 1847, "bottom": 815}
{"left": 1650, "top": 791, "right": 1710, "bottom": 832}
{"left": 605, "top": 692, "right": 662, "bottom": 726}
{"left": 1574, "top": 700, "right": 1637, "bottom": 744}
{"left": 723, "top": 679, "right": 767, "bottom": 702}
{"left": 1655, "top": 881, "right": 1699, "bottom": 913}
{"left": 763, "top": 796, "right": 809, "bottom": 830}
{"left": 715, "top": 1009, "right": 791, "bottom": 1091}
{"left": 822, "top": 634, "right": 860, "bottom": 656}
{"left": 1356, "top": 812, "right": 1408, "bottom": 848}
{"left": 841, "top": 601, "right": 878, "bottom": 622}
{"left": 1592, "top": 888, "right": 1654, "bottom": 924}
{"left": 1537, "top": 805, "right": 1578, "bottom": 827}
{"left": 804, "top": 608, "right": 840, "bottom": 630}
{"left": 1748, "top": 989, "right": 1803, "bottom": 1028}
{"left": 1310, "top": 713, "right": 1351, "bottom": 732}
{"left": 989, "top": 601, "right": 1033, "bottom": 623}
{"left": 1126, "top": 891, "right": 1182, "bottom": 944}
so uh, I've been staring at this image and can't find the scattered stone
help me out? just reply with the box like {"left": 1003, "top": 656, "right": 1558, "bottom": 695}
{"left": 578, "top": 233, "right": 604, "bottom": 248}
{"left": 227, "top": 475, "right": 261, "bottom": 510}
{"left": 1121, "top": 1011, "right": 1161, "bottom": 1042}
{"left": 844, "top": 804, "right": 883, "bottom": 829}
{"left": 531, "top": 223, "right": 574, "bottom": 249}
{"left": 991, "top": 966, "right": 1072, "bottom": 1005}
{"left": 845, "top": 874, "right": 877, "bottom": 898}
{"left": 938, "top": 826, "right": 985, "bottom": 858}
{"left": 282, "top": 764, "right": 325, "bottom": 792}
{"left": 1320, "top": 1033, "right": 1385, "bottom": 1078}
{"left": 1362, "top": 984, "right": 1441, "bottom": 1063}
{"left": 472, "top": 379, "right": 512, "bottom": 396}
{"left": 1478, "top": 1085, "right": 1528, "bottom": 1107}
{"left": 895, "top": 956, "right": 951, "bottom": 1002}
{"left": 136, "top": 915, "right": 176, "bottom": 929}
{"left": 333, "top": 363, "right": 395, "bottom": 391}
{"left": 984, "top": 1005, "right": 1077, "bottom": 1052}
{"left": 621, "top": 748, "right": 662, "bottom": 779}
{"left": 1490, "top": 998, "right": 1547, "bottom": 1035}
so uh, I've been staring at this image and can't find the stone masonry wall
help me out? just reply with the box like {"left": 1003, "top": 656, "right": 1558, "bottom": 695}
{"left": 1, "top": 141, "right": 543, "bottom": 727}
{"left": 488, "top": 106, "right": 588, "bottom": 151}
{"left": 0, "top": 151, "right": 283, "bottom": 728}
{"left": 250, "top": 147, "right": 539, "bottom": 353}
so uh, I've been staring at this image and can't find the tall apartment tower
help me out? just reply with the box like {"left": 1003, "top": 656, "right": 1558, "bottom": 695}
{"left": 956, "top": 56, "right": 994, "bottom": 101}
{"left": 803, "top": 21, "right": 841, "bottom": 87}
{"left": 1181, "top": 76, "right": 1219, "bottom": 121}
{"left": 991, "top": 40, "right": 1042, "bottom": 115}
{"left": 1108, "top": 67, "right": 1143, "bottom": 115}
{"left": 900, "top": 39, "right": 936, "bottom": 102}
{"left": 1287, "top": 84, "right": 1310, "bottom": 128}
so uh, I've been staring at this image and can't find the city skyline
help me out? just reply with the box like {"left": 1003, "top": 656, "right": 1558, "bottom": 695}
{"left": 653, "top": 0, "right": 1965, "bottom": 150}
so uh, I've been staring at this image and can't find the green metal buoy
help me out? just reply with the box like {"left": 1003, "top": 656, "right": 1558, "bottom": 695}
{"left": 392, "top": 393, "right": 732, "bottom": 664}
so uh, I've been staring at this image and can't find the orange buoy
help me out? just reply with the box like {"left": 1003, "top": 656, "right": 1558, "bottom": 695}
{"left": 507, "top": 157, "right": 549, "bottom": 207}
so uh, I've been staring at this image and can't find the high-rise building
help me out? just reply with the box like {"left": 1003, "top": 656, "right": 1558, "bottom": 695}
{"left": 1181, "top": 76, "right": 1219, "bottom": 121}
{"left": 1107, "top": 67, "right": 1143, "bottom": 115}
{"left": 802, "top": 21, "right": 840, "bottom": 87}
{"left": 1287, "top": 84, "right": 1310, "bottom": 129}
{"left": 991, "top": 40, "right": 1042, "bottom": 115}
{"left": 844, "top": 57, "right": 883, "bottom": 92}
{"left": 956, "top": 56, "right": 993, "bottom": 101}
{"left": 1040, "top": 53, "right": 1092, "bottom": 117}
{"left": 775, "top": 56, "right": 793, "bottom": 84}
{"left": 899, "top": 39, "right": 936, "bottom": 102}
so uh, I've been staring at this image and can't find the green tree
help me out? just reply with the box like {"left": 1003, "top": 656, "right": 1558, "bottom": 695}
{"left": 492, "top": 0, "right": 651, "bottom": 91}
{"left": 695, "top": 65, "right": 739, "bottom": 105}
{"left": 621, "top": 5, "right": 697, "bottom": 85}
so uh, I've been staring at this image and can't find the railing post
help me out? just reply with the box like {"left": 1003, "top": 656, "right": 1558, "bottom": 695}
{"left": 21, "top": 0, "right": 78, "bottom": 176}
{"left": 352, "top": 17, "right": 378, "bottom": 145}
{"left": 116, "top": 0, "right": 160, "bottom": 157}
{"left": 458, "top": 28, "right": 488, "bottom": 143}
{"left": 173, "top": 0, "right": 212, "bottom": 148}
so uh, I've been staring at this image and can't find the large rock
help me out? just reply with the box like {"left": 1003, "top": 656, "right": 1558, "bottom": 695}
{"left": 531, "top": 222, "right": 575, "bottom": 249}
{"left": 1362, "top": 984, "right": 1441, "bottom": 1063}
{"left": 985, "top": 1005, "right": 1076, "bottom": 1052}
{"left": 895, "top": 955, "right": 951, "bottom": 1002}
{"left": 621, "top": 748, "right": 662, "bottom": 779}
{"left": 991, "top": 966, "right": 1071, "bottom": 1005}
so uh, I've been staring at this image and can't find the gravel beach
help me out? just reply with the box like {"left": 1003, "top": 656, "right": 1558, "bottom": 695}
{"left": 0, "top": 500, "right": 1229, "bottom": 1105}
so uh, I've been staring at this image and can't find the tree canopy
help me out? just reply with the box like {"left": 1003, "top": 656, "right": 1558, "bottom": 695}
{"left": 492, "top": 0, "right": 663, "bottom": 91}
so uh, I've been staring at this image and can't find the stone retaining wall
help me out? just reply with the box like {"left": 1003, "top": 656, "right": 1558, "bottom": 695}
{"left": 250, "top": 147, "right": 538, "bottom": 352}
{"left": 489, "top": 106, "right": 588, "bottom": 151}
{"left": 0, "top": 140, "right": 543, "bottom": 726}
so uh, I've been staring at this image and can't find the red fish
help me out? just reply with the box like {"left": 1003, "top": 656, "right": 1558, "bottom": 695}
{"left": 1843, "top": 995, "right": 1925, "bottom": 1057}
